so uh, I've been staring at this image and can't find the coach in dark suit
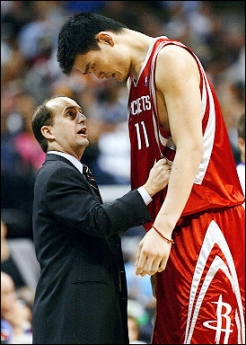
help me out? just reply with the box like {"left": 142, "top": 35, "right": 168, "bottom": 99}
{"left": 31, "top": 95, "right": 170, "bottom": 344}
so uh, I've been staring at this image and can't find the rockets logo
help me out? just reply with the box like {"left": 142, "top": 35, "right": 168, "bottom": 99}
{"left": 184, "top": 221, "right": 245, "bottom": 344}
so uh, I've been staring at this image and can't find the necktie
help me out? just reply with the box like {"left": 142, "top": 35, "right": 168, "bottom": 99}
{"left": 83, "top": 165, "right": 103, "bottom": 203}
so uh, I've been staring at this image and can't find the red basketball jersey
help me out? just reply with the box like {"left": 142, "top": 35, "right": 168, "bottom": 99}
{"left": 128, "top": 37, "right": 244, "bottom": 230}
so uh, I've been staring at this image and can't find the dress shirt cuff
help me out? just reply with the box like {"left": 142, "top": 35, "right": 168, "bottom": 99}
{"left": 137, "top": 186, "right": 153, "bottom": 205}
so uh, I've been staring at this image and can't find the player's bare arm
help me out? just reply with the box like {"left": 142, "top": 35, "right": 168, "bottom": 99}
{"left": 135, "top": 46, "right": 204, "bottom": 276}
{"left": 154, "top": 45, "right": 203, "bottom": 228}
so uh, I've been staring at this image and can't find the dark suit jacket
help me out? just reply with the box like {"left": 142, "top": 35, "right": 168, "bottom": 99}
{"left": 32, "top": 154, "right": 152, "bottom": 344}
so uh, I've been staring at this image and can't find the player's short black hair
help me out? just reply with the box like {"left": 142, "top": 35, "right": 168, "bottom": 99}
{"left": 57, "top": 12, "right": 128, "bottom": 75}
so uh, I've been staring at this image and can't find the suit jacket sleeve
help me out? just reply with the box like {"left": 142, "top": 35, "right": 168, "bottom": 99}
{"left": 33, "top": 159, "right": 152, "bottom": 238}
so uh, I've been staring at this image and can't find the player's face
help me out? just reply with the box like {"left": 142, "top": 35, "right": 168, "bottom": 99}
{"left": 74, "top": 46, "right": 130, "bottom": 82}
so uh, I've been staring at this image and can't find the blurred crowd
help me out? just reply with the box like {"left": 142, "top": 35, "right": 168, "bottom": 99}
{"left": 1, "top": 1, "right": 245, "bottom": 343}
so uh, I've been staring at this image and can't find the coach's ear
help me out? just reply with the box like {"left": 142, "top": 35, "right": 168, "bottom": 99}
{"left": 96, "top": 32, "right": 114, "bottom": 46}
{"left": 41, "top": 125, "right": 55, "bottom": 139}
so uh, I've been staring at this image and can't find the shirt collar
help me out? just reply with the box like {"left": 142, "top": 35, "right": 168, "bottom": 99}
{"left": 47, "top": 151, "right": 83, "bottom": 174}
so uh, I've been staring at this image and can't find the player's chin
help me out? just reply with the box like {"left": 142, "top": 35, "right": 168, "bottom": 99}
{"left": 120, "top": 75, "right": 129, "bottom": 83}
{"left": 113, "top": 72, "right": 128, "bottom": 83}
{"left": 114, "top": 75, "right": 123, "bottom": 82}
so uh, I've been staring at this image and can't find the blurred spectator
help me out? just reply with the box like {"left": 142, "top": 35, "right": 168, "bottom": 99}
{"left": 100, "top": 1, "right": 143, "bottom": 32}
{"left": 122, "top": 236, "right": 156, "bottom": 343}
{"left": 1, "top": 271, "right": 32, "bottom": 344}
{"left": 123, "top": 236, "right": 156, "bottom": 310}
{"left": 63, "top": 0, "right": 106, "bottom": 14}
{"left": 1, "top": 219, "right": 40, "bottom": 308}
{"left": 1, "top": 87, "right": 45, "bottom": 239}
{"left": 236, "top": 112, "right": 245, "bottom": 207}
{"left": 17, "top": 1, "right": 64, "bottom": 64}
{"left": 127, "top": 299, "right": 153, "bottom": 344}
{"left": 76, "top": 77, "right": 130, "bottom": 184}
{"left": 12, "top": 93, "right": 45, "bottom": 172}
{"left": 1, "top": 1, "right": 33, "bottom": 48}
{"left": 97, "top": 120, "right": 130, "bottom": 185}
{"left": 81, "top": 118, "right": 121, "bottom": 184}
{"left": 92, "top": 79, "right": 130, "bottom": 183}
{"left": 128, "top": 314, "right": 147, "bottom": 344}
{"left": 215, "top": 79, "right": 245, "bottom": 164}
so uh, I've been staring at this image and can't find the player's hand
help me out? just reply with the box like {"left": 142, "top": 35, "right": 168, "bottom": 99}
{"left": 135, "top": 227, "right": 172, "bottom": 276}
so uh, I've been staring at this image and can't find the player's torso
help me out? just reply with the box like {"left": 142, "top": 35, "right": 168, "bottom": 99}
{"left": 128, "top": 37, "right": 244, "bottom": 218}
{"left": 128, "top": 38, "right": 171, "bottom": 186}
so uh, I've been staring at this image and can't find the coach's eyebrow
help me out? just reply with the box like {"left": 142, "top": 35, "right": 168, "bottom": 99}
{"left": 62, "top": 105, "right": 82, "bottom": 116}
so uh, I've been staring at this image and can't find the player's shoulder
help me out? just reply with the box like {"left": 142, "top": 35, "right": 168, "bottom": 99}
{"left": 157, "top": 43, "right": 194, "bottom": 63}
{"left": 156, "top": 43, "right": 198, "bottom": 81}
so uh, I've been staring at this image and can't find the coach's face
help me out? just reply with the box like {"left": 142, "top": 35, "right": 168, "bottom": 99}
{"left": 42, "top": 97, "right": 89, "bottom": 160}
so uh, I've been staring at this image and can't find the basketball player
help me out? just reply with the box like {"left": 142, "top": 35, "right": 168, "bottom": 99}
{"left": 57, "top": 12, "right": 245, "bottom": 344}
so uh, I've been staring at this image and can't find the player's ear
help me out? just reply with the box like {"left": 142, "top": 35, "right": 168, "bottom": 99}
{"left": 96, "top": 32, "right": 114, "bottom": 46}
